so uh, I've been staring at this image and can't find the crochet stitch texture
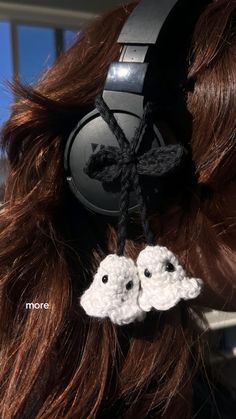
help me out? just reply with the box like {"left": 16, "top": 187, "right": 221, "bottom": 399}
{"left": 80, "top": 96, "right": 202, "bottom": 325}
{"left": 80, "top": 254, "right": 145, "bottom": 325}
{"left": 80, "top": 246, "right": 203, "bottom": 324}
{"left": 137, "top": 246, "right": 203, "bottom": 311}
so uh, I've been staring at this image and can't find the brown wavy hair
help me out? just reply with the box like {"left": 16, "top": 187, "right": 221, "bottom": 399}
{"left": 0, "top": 1, "right": 236, "bottom": 417}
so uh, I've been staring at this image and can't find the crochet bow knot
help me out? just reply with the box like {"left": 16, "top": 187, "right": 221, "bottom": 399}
{"left": 83, "top": 95, "right": 189, "bottom": 256}
{"left": 84, "top": 142, "right": 186, "bottom": 185}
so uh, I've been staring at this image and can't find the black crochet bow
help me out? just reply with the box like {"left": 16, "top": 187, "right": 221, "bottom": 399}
{"left": 85, "top": 143, "right": 185, "bottom": 184}
{"left": 84, "top": 95, "right": 186, "bottom": 256}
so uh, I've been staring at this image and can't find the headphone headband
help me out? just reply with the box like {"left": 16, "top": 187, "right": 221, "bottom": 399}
{"left": 105, "top": 0, "right": 179, "bottom": 95}
{"left": 64, "top": 0, "right": 210, "bottom": 217}
{"left": 118, "top": 0, "right": 178, "bottom": 45}
{"left": 65, "top": 0, "right": 210, "bottom": 325}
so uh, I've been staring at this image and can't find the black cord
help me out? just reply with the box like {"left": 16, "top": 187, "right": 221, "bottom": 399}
{"left": 94, "top": 95, "right": 155, "bottom": 255}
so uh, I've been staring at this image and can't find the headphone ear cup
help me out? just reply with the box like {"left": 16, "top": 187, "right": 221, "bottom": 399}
{"left": 64, "top": 107, "right": 140, "bottom": 216}
{"left": 64, "top": 100, "right": 186, "bottom": 218}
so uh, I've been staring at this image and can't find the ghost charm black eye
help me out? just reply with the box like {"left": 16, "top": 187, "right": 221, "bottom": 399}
{"left": 102, "top": 275, "right": 108, "bottom": 283}
{"left": 126, "top": 280, "right": 133, "bottom": 290}
{"left": 144, "top": 269, "right": 152, "bottom": 278}
{"left": 165, "top": 261, "right": 175, "bottom": 273}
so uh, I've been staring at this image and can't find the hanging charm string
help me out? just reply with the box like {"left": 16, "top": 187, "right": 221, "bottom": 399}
{"left": 81, "top": 96, "right": 202, "bottom": 325}
{"left": 94, "top": 96, "right": 155, "bottom": 255}
{"left": 94, "top": 96, "right": 132, "bottom": 256}
{"left": 85, "top": 95, "right": 186, "bottom": 255}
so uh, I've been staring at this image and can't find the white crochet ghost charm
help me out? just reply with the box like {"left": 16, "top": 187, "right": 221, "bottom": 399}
{"left": 80, "top": 254, "right": 145, "bottom": 325}
{"left": 137, "top": 246, "right": 203, "bottom": 312}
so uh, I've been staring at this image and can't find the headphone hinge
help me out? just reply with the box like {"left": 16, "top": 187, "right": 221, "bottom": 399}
{"left": 104, "top": 62, "right": 148, "bottom": 94}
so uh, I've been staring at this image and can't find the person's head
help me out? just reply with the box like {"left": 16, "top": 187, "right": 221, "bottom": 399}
{"left": 0, "top": 0, "right": 236, "bottom": 417}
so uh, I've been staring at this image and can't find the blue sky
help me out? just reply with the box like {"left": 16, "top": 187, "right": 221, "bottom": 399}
{"left": 0, "top": 21, "right": 76, "bottom": 163}
{"left": 0, "top": 22, "right": 13, "bottom": 127}
{"left": 17, "top": 25, "right": 56, "bottom": 84}
{"left": 0, "top": 23, "right": 77, "bottom": 130}
{"left": 0, "top": 23, "right": 56, "bottom": 128}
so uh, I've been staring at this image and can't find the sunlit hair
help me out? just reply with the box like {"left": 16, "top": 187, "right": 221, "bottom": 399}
{"left": 0, "top": 1, "right": 235, "bottom": 417}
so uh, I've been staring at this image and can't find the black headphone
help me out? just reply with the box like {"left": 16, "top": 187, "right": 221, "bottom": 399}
{"left": 64, "top": 0, "right": 210, "bottom": 218}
